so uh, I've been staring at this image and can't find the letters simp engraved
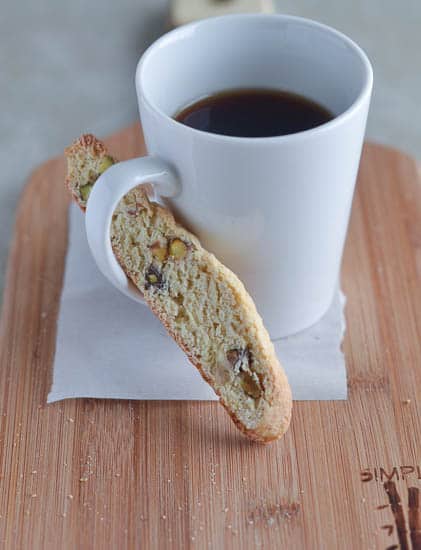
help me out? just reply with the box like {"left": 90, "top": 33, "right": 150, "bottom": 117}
{"left": 361, "top": 466, "right": 421, "bottom": 483}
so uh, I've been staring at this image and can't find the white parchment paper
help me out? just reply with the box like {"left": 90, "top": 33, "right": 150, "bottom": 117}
{"left": 48, "top": 205, "right": 347, "bottom": 402}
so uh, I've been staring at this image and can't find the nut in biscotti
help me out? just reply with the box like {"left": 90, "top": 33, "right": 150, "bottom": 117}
{"left": 145, "top": 265, "right": 165, "bottom": 290}
{"left": 150, "top": 241, "right": 168, "bottom": 263}
{"left": 80, "top": 183, "right": 93, "bottom": 202}
{"left": 240, "top": 371, "right": 262, "bottom": 399}
{"left": 169, "top": 238, "right": 188, "bottom": 259}
{"left": 98, "top": 155, "right": 114, "bottom": 174}
{"left": 227, "top": 348, "right": 251, "bottom": 374}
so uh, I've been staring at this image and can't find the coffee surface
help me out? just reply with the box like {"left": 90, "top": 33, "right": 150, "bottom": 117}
{"left": 175, "top": 89, "right": 333, "bottom": 137}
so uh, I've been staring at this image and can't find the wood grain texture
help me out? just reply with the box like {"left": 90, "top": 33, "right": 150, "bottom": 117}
{"left": 0, "top": 124, "right": 420, "bottom": 550}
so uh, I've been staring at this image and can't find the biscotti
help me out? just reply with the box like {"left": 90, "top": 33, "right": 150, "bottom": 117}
{"left": 65, "top": 134, "right": 292, "bottom": 442}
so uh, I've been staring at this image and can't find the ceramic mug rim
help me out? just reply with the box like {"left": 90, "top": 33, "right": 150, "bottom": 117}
{"left": 136, "top": 13, "right": 373, "bottom": 145}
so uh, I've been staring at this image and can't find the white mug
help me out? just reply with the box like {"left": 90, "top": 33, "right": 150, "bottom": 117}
{"left": 86, "top": 14, "right": 373, "bottom": 338}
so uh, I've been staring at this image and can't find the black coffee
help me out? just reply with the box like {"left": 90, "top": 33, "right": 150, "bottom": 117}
{"left": 175, "top": 88, "right": 333, "bottom": 138}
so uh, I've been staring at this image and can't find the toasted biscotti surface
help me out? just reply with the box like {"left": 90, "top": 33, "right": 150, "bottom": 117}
{"left": 65, "top": 135, "right": 292, "bottom": 442}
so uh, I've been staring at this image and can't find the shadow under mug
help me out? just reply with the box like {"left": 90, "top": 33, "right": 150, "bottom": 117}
{"left": 85, "top": 14, "right": 373, "bottom": 339}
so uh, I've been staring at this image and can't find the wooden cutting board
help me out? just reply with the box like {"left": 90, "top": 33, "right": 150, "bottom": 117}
{"left": 0, "top": 124, "right": 420, "bottom": 550}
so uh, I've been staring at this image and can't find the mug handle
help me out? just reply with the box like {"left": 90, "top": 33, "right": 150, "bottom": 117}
{"left": 85, "top": 156, "right": 180, "bottom": 304}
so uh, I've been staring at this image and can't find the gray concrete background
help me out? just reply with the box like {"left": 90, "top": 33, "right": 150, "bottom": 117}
{"left": 1, "top": 0, "right": 420, "bottom": 297}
